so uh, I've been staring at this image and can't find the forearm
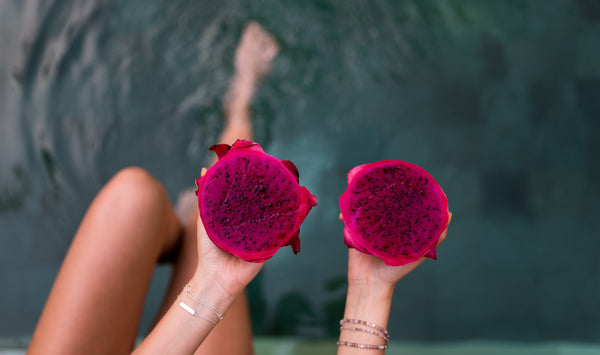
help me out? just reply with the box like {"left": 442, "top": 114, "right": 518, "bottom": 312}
{"left": 133, "top": 276, "right": 237, "bottom": 354}
{"left": 337, "top": 282, "right": 394, "bottom": 354}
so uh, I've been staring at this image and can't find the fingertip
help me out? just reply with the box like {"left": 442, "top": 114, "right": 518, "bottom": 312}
{"left": 437, "top": 228, "right": 448, "bottom": 246}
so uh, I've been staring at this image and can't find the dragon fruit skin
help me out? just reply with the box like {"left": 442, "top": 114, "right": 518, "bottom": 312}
{"left": 195, "top": 140, "right": 317, "bottom": 262}
{"left": 339, "top": 160, "right": 449, "bottom": 266}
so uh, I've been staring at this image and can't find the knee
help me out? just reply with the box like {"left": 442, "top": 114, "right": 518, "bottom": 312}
{"left": 110, "top": 166, "right": 161, "bottom": 192}
{"left": 103, "top": 167, "right": 169, "bottom": 211}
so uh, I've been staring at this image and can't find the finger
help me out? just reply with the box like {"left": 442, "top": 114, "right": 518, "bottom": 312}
{"left": 437, "top": 227, "right": 448, "bottom": 247}
{"left": 339, "top": 212, "right": 343, "bottom": 221}
{"left": 201, "top": 167, "right": 208, "bottom": 177}
{"left": 435, "top": 211, "right": 451, "bottom": 247}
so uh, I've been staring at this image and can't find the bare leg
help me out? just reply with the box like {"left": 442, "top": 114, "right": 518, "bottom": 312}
{"left": 222, "top": 21, "right": 279, "bottom": 146}
{"left": 28, "top": 22, "right": 278, "bottom": 355}
{"left": 156, "top": 22, "right": 279, "bottom": 355}
{"left": 28, "top": 167, "right": 182, "bottom": 354}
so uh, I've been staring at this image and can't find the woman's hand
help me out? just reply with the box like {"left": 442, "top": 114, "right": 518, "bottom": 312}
{"left": 347, "top": 228, "right": 448, "bottom": 290}
{"left": 190, "top": 166, "right": 264, "bottom": 299}
{"left": 338, "top": 218, "right": 449, "bottom": 354}
{"left": 193, "top": 215, "right": 265, "bottom": 299}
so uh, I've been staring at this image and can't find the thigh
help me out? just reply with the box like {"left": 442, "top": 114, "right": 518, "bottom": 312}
{"left": 28, "top": 167, "right": 182, "bottom": 355}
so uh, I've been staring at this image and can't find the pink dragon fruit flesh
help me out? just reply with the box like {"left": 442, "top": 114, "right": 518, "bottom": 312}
{"left": 195, "top": 139, "right": 317, "bottom": 262}
{"left": 339, "top": 160, "right": 449, "bottom": 266}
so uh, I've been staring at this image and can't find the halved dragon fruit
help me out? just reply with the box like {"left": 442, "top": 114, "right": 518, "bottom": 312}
{"left": 195, "top": 139, "right": 317, "bottom": 262}
{"left": 339, "top": 160, "right": 449, "bottom": 266}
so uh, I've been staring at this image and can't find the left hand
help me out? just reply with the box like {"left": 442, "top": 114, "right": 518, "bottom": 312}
{"left": 194, "top": 215, "right": 265, "bottom": 299}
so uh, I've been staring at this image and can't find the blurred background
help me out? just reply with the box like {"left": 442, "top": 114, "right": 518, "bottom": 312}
{"left": 1, "top": 0, "right": 599, "bottom": 351}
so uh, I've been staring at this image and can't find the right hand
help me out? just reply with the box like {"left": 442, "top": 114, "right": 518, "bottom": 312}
{"left": 346, "top": 225, "right": 448, "bottom": 290}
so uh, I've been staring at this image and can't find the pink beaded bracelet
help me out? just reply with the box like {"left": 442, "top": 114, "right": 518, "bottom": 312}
{"left": 338, "top": 318, "right": 390, "bottom": 350}
{"left": 340, "top": 325, "right": 390, "bottom": 343}
{"left": 340, "top": 318, "right": 390, "bottom": 338}
{"left": 336, "top": 340, "right": 388, "bottom": 350}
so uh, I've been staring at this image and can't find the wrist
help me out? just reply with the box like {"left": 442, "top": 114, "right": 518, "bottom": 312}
{"left": 187, "top": 270, "right": 239, "bottom": 315}
{"left": 343, "top": 282, "right": 394, "bottom": 328}
{"left": 339, "top": 283, "right": 394, "bottom": 351}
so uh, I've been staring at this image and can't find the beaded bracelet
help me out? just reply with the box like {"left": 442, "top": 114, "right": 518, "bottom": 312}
{"left": 340, "top": 319, "right": 390, "bottom": 338}
{"left": 336, "top": 340, "right": 388, "bottom": 350}
{"left": 338, "top": 318, "right": 390, "bottom": 350}
{"left": 340, "top": 325, "right": 390, "bottom": 343}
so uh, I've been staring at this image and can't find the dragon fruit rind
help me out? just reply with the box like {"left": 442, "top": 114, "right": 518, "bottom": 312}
{"left": 195, "top": 139, "right": 317, "bottom": 262}
{"left": 339, "top": 160, "right": 449, "bottom": 266}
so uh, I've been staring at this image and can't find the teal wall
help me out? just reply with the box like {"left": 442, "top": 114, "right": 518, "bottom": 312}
{"left": 1, "top": 0, "right": 599, "bottom": 342}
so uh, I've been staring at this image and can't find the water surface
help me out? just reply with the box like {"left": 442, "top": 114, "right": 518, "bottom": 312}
{"left": 1, "top": 0, "right": 599, "bottom": 342}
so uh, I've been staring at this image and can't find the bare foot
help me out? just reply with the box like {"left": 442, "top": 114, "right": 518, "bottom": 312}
{"left": 225, "top": 22, "right": 279, "bottom": 120}
{"left": 234, "top": 22, "right": 279, "bottom": 84}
